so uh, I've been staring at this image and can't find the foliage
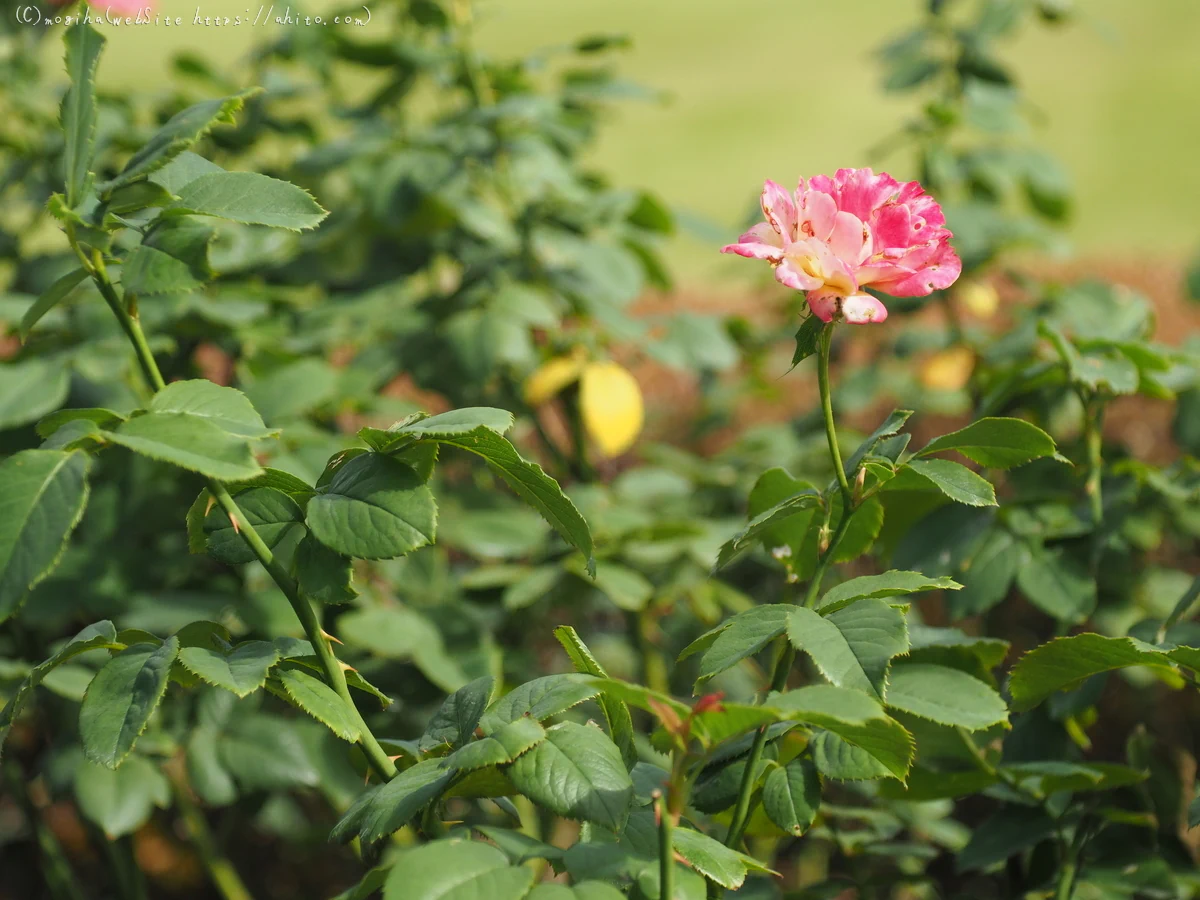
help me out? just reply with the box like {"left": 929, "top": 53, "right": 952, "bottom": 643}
{"left": 1, "top": 2, "right": 1199, "bottom": 900}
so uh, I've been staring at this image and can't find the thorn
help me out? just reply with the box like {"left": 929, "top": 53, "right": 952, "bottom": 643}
{"left": 204, "top": 495, "right": 216, "bottom": 517}
{"left": 228, "top": 513, "right": 240, "bottom": 534}
{"left": 387, "top": 755, "right": 405, "bottom": 763}
{"left": 321, "top": 629, "right": 343, "bottom": 645}
{"left": 339, "top": 661, "right": 357, "bottom": 673}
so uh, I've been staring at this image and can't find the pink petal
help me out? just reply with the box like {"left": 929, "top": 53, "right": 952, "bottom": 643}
{"left": 796, "top": 189, "right": 837, "bottom": 241}
{"left": 832, "top": 168, "right": 901, "bottom": 220}
{"left": 841, "top": 293, "right": 889, "bottom": 324}
{"left": 720, "top": 223, "right": 784, "bottom": 260}
{"left": 805, "top": 289, "right": 841, "bottom": 323}
{"left": 760, "top": 181, "right": 797, "bottom": 241}
{"left": 775, "top": 258, "right": 823, "bottom": 292}
{"left": 827, "top": 211, "right": 871, "bottom": 266}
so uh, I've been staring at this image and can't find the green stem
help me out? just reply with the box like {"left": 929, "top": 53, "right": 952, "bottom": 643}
{"left": 89, "top": 250, "right": 165, "bottom": 393}
{"left": 76, "top": 236, "right": 397, "bottom": 783}
{"left": 207, "top": 484, "right": 396, "bottom": 782}
{"left": 818, "top": 325, "right": 853, "bottom": 509}
{"left": 723, "top": 326, "right": 855, "bottom": 853}
{"left": 168, "top": 761, "right": 254, "bottom": 900}
{"left": 656, "top": 791, "right": 675, "bottom": 900}
{"left": 1079, "top": 391, "right": 1103, "bottom": 528}
{"left": 1054, "top": 858, "right": 1078, "bottom": 900}
{"left": 563, "top": 383, "right": 595, "bottom": 482}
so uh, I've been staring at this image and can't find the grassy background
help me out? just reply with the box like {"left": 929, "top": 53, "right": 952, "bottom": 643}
{"left": 76, "top": 0, "right": 1200, "bottom": 286}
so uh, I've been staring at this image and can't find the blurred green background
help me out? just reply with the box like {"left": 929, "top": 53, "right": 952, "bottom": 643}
{"left": 65, "top": 0, "right": 1200, "bottom": 286}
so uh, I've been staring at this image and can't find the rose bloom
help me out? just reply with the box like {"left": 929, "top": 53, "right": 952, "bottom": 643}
{"left": 722, "top": 168, "right": 961, "bottom": 324}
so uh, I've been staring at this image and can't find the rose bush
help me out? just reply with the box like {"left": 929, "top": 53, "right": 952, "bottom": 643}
{"left": 2, "top": 2, "right": 1199, "bottom": 900}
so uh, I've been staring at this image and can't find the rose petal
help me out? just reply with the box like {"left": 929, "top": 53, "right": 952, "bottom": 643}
{"left": 760, "top": 180, "right": 797, "bottom": 241}
{"left": 841, "top": 293, "right": 889, "bottom": 324}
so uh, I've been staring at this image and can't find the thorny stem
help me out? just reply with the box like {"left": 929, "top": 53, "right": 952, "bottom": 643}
{"left": 73, "top": 233, "right": 398, "bottom": 783}
{"left": 723, "top": 325, "right": 858, "bottom": 855}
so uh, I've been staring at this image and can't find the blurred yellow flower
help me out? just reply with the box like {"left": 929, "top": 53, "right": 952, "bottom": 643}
{"left": 957, "top": 279, "right": 999, "bottom": 319}
{"left": 523, "top": 354, "right": 586, "bottom": 407}
{"left": 919, "top": 346, "right": 976, "bottom": 392}
{"left": 523, "top": 355, "right": 644, "bottom": 457}
{"left": 580, "top": 361, "right": 644, "bottom": 457}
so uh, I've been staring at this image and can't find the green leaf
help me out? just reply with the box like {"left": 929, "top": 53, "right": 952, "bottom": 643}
{"left": 554, "top": 626, "right": 637, "bottom": 770}
{"left": 422, "top": 676, "right": 495, "bottom": 751}
{"left": 957, "top": 806, "right": 1057, "bottom": 873}
{"left": 276, "top": 668, "right": 362, "bottom": 742}
{"left": 204, "top": 488, "right": 304, "bottom": 565}
{"left": 149, "top": 379, "right": 273, "bottom": 439}
{"left": 918, "top": 417, "right": 1057, "bottom": 468}
{"left": 294, "top": 534, "right": 356, "bottom": 604}
{"left": 105, "top": 412, "right": 262, "bottom": 481}
{"left": 819, "top": 570, "right": 962, "bottom": 612}
{"left": 506, "top": 722, "right": 634, "bottom": 831}
{"left": 218, "top": 717, "right": 318, "bottom": 790}
{"left": 473, "top": 825, "right": 565, "bottom": 866}
{"left": 20, "top": 267, "right": 88, "bottom": 340}
{"left": 1008, "top": 634, "right": 1170, "bottom": 711}
{"left": 589, "top": 561, "right": 654, "bottom": 611}
{"left": 769, "top": 685, "right": 914, "bottom": 780}
{"left": 331, "top": 758, "right": 456, "bottom": 844}
{"left": 762, "top": 757, "right": 821, "bottom": 835}
{"left": 148, "top": 151, "right": 225, "bottom": 194}
{"left": 423, "top": 426, "right": 594, "bottom": 575}
{"left": 810, "top": 731, "right": 892, "bottom": 781}
{"left": 714, "top": 489, "right": 822, "bottom": 570}
{"left": 170, "top": 171, "right": 328, "bottom": 231}
{"left": 686, "top": 607, "right": 787, "bottom": 691}
{"left": 79, "top": 638, "right": 179, "bottom": 768}
{"left": 74, "top": 755, "right": 169, "bottom": 839}
{"left": 0, "top": 621, "right": 119, "bottom": 752}
{"left": 390, "top": 408, "right": 515, "bottom": 440}
{"left": 884, "top": 662, "right": 1008, "bottom": 730}
{"left": 692, "top": 605, "right": 792, "bottom": 687}
{"left": 479, "top": 674, "right": 600, "bottom": 733}
{"left": 36, "top": 408, "right": 125, "bottom": 439}
{"left": 177, "top": 640, "right": 279, "bottom": 697}
{"left": 101, "top": 91, "right": 258, "bottom": 193}
{"left": 0, "top": 358, "right": 70, "bottom": 431}
{"left": 0, "top": 450, "right": 91, "bottom": 623}
{"left": 382, "top": 839, "right": 534, "bottom": 900}
{"left": 122, "top": 217, "right": 215, "bottom": 296}
{"left": 791, "top": 315, "right": 825, "bottom": 367}
{"left": 61, "top": 23, "right": 106, "bottom": 207}
{"left": 305, "top": 453, "right": 437, "bottom": 560}
{"left": 905, "top": 458, "right": 997, "bottom": 507}
{"left": 787, "top": 600, "right": 909, "bottom": 699}
{"left": 951, "top": 529, "right": 1022, "bottom": 617}
{"left": 672, "top": 827, "right": 758, "bottom": 889}
{"left": 102, "top": 180, "right": 177, "bottom": 215}
{"left": 442, "top": 718, "right": 547, "bottom": 772}
{"left": 844, "top": 409, "right": 914, "bottom": 476}
{"left": 1015, "top": 546, "right": 1096, "bottom": 623}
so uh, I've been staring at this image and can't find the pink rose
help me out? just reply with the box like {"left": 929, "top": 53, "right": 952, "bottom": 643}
{"left": 722, "top": 168, "right": 961, "bottom": 324}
